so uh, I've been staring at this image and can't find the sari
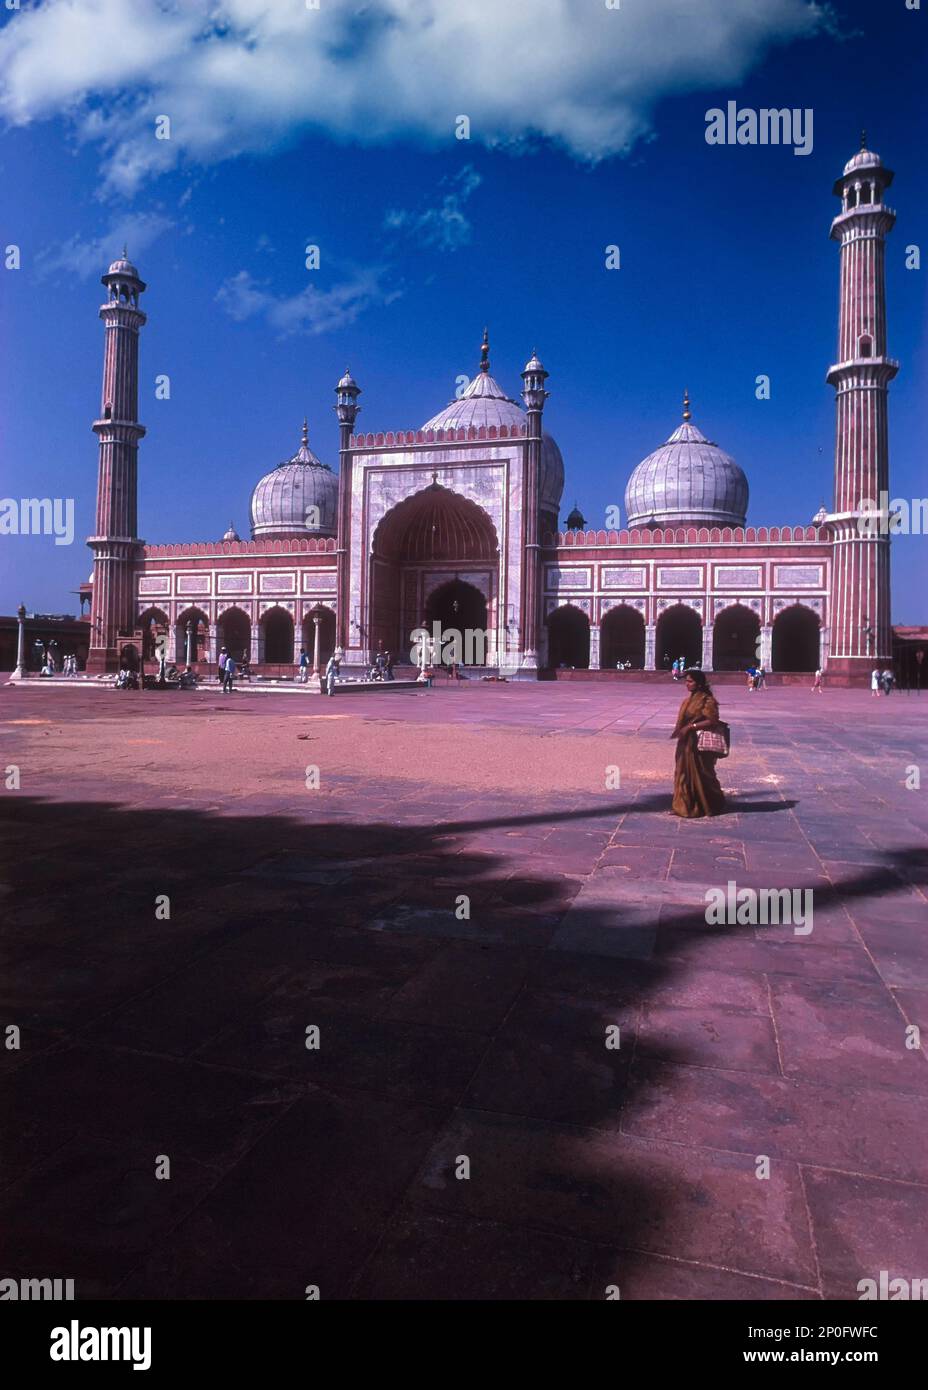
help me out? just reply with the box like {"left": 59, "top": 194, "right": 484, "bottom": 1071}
{"left": 671, "top": 690, "right": 726, "bottom": 818}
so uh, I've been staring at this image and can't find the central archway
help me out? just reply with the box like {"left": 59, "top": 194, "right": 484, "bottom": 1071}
{"left": 656, "top": 604, "right": 703, "bottom": 670}
{"left": 601, "top": 605, "right": 645, "bottom": 669}
{"left": 713, "top": 604, "right": 760, "bottom": 671}
{"left": 370, "top": 483, "right": 499, "bottom": 661}
{"left": 425, "top": 579, "right": 489, "bottom": 664}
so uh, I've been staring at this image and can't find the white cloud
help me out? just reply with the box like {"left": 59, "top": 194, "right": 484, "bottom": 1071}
{"left": 215, "top": 266, "right": 399, "bottom": 337}
{"left": 0, "top": 0, "right": 835, "bottom": 194}
{"left": 35, "top": 212, "right": 174, "bottom": 280}
{"left": 385, "top": 166, "right": 482, "bottom": 252}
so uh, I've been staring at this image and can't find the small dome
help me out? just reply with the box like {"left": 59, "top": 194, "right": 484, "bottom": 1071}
{"left": 422, "top": 334, "right": 564, "bottom": 514}
{"left": 107, "top": 256, "right": 140, "bottom": 278}
{"left": 222, "top": 521, "right": 240, "bottom": 542}
{"left": 624, "top": 396, "right": 748, "bottom": 529}
{"left": 250, "top": 421, "right": 338, "bottom": 539}
{"left": 337, "top": 368, "right": 359, "bottom": 390}
{"left": 844, "top": 148, "right": 882, "bottom": 175}
{"left": 566, "top": 502, "right": 586, "bottom": 531}
{"left": 523, "top": 350, "right": 546, "bottom": 374}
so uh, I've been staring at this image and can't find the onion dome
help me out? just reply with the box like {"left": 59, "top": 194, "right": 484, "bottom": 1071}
{"left": 107, "top": 255, "right": 140, "bottom": 278}
{"left": 624, "top": 392, "right": 748, "bottom": 529}
{"left": 336, "top": 368, "right": 359, "bottom": 391}
{"left": 222, "top": 521, "right": 240, "bottom": 542}
{"left": 566, "top": 502, "right": 586, "bottom": 531}
{"left": 250, "top": 419, "right": 338, "bottom": 539}
{"left": 844, "top": 131, "right": 882, "bottom": 176}
{"left": 422, "top": 330, "right": 564, "bottom": 514}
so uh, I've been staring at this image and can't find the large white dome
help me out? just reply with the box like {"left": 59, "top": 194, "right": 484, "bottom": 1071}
{"left": 624, "top": 400, "right": 749, "bottom": 529}
{"left": 250, "top": 422, "right": 338, "bottom": 539}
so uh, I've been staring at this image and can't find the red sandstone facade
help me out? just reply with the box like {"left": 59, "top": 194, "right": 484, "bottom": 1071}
{"left": 84, "top": 143, "right": 899, "bottom": 685}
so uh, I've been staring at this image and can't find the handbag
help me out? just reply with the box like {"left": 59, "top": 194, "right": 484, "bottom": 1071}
{"left": 697, "top": 721, "right": 730, "bottom": 757}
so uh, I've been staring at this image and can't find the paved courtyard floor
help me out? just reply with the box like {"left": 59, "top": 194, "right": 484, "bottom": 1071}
{"left": 1, "top": 679, "right": 926, "bottom": 1300}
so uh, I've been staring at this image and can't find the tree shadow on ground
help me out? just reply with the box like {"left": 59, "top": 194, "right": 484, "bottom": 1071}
{"left": 0, "top": 790, "right": 924, "bottom": 1300}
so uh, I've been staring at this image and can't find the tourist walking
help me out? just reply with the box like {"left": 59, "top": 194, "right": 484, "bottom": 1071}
{"left": 871, "top": 667, "right": 881, "bottom": 698}
{"left": 222, "top": 653, "right": 236, "bottom": 693}
{"left": 881, "top": 667, "right": 894, "bottom": 696}
{"left": 323, "top": 652, "right": 340, "bottom": 696}
{"left": 811, "top": 668, "right": 824, "bottom": 694}
{"left": 670, "top": 669, "right": 727, "bottom": 818}
{"left": 218, "top": 646, "right": 228, "bottom": 688}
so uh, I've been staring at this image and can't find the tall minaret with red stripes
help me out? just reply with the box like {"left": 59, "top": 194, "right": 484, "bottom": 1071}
{"left": 826, "top": 135, "right": 898, "bottom": 680}
{"left": 87, "top": 253, "right": 147, "bottom": 673}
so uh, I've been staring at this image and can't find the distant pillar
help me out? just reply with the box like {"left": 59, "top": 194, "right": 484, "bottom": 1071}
{"left": 702, "top": 625, "right": 714, "bottom": 672}
{"left": 184, "top": 621, "right": 194, "bottom": 667}
{"left": 312, "top": 611, "right": 322, "bottom": 677}
{"left": 645, "top": 624, "right": 656, "bottom": 671}
{"left": 11, "top": 604, "right": 26, "bottom": 680}
{"left": 589, "top": 624, "right": 601, "bottom": 670}
{"left": 760, "top": 625, "right": 772, "bottom": 668}
{"left": 520, "top": 348, "right": 550, "bottom": 675}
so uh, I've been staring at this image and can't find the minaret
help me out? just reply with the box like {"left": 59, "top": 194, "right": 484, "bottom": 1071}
{"left": 333, "top": 368, "right": 361, "bottom": 658}
{"left": 825, "top": 135, "right": 898, "bottom": 678}
{"left": 520, "top": 347, "right": 549, "bottom": 673}
{"left": 86, "top": 252, "right": 147, "bottom": 672}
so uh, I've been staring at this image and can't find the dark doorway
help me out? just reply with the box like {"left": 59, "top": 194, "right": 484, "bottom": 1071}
{"left": 772, "top": 605, "right": 820, "bottom": 671}
{"left": 600, "top": 605, "right": 646, "bottom": 669}
{"left": 218, "top": 609, "right": 251, "bottom": 665}
{"left": 656, "top": 605, "right": 703, "bottom": 670}
{"left": 263, "top": 608, "right": 295, "bottom": 664}
{"left": 302, "top": 608, "right": 336, "bottom": 670}
{"left": 425, "top": 580, "right": 488, "bottom": 664}
{"left": 547, "top": 605, "right": 590, "bottom": 669}
{"left": 712, "top": 604, "right": 761, "bottom": 671}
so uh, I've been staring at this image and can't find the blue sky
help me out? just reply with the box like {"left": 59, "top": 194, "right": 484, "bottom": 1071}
{"left": 1, "top": 0, "right": 925, "bottom": 619}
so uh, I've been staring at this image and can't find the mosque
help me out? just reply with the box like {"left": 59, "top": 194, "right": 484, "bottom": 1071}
{"left": 82, "top": 141, "right": 899, "bottom": 684}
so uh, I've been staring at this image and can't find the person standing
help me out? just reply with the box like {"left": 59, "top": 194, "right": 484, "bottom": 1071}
{"left": 323, "top": 652, "right": 340, "bottom": 697}
{"left": 881, "top": 667, "right": 894, "bottom": 696}
{"left": 223, "top": 653, "right": 236, "bottom": 693}
{"left": 218, "top": 646, "right": 228, "bottom": 688}
{"left": 811, "top": 668, "right": 824, "bottom": 694}
{"left": 871, "top": 667, "right": 881, "bottom": 698}
{"left": 298, "top": 647, "right": 309, "bottom": 684}
{"left": 670, "top": 669, "right": 726, "bottom": 818}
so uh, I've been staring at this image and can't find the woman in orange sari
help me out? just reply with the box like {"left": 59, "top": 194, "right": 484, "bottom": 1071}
{"left": 671, "top": 669, "right": 726, "bottom": 818}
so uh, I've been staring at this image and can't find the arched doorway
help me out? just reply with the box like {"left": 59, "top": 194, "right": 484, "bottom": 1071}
{"left": 712, "top": 604, "right": 760, "bottom": 671}
{"left": 425, "top": 579, "right": 489, "bottom": 665}
{"left": 262, "top": 607, "right": 295, "bottom": 664}
{"left": 772, "top": 605, "right": 820, "bottom": 671}
{"left": 601, "top": 605, "right": 645, "bottom": 669}
{"left": 174, "top": 608, "right": 209, "bottom": 665}
{"left": 370, "top": 483, "right": 499, "bottom": 661}
{"left": 218, "top": 608, "right": 251, "bottom": 665}
{"left": 136, "top": 608, "right": 170, "bottom": 661}
{"left": 119, "top": 643, "right": 140, "bottom": 673}
{"left": 547, "top": 605, "right": 590, "bottom": 669}
{"left": 656, "top": 604, "right": 702, "bottom": 670}
{"left": 301, "top": 607, "right": 336, "bottom": 671}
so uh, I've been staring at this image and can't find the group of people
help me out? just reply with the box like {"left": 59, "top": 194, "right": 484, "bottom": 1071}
{"left": 37, "top": 652, "right": 79, "bottom": 677}
{"left": 369, "top": 650, "right": 394, "bottom": 681}
{"left": 669, "top": 655, "right": 687, "bottom": 679}
{"left": 745, "top": 665, "right": 767, "bottom": 691}
{"left": 217, "top": 646, "right": 239, "bottom": 693}
{"left": 871, "top": 667, "right": 895, "bottom": 697}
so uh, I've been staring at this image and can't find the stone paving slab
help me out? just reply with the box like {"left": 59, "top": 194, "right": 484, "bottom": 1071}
{"left": 1, "top": 681, "right": 926, "bottom": 1299}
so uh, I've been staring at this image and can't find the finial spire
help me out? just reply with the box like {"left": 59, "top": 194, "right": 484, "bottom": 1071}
{"left": 479, "top": 327, "right": 490, "bottom": 374}
{"left": 682, "top": 389, "right": 692, "bottom": 422}
{"left": 861, "top": 129, "right": 867, "bottom": 151}
{"left": 301, "top": 417, "right": 309, "bottom": 448}
{"left": 122, "top": 242, "right": 128, "bottom": 258}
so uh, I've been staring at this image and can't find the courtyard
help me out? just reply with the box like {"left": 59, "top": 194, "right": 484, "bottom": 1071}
{"left": 1, "top": 679, "right": 926, "bottom": 1300}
